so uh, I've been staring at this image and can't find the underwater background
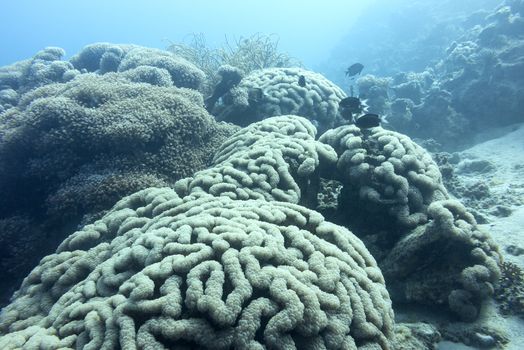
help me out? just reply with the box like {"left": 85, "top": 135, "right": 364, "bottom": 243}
{"left": 1, "top": 0, "right": 523, "bottom": 349}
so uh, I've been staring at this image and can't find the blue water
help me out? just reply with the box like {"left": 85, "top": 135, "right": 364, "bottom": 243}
{"left": 0, "top": 0, "right": 368, "bottom": 68}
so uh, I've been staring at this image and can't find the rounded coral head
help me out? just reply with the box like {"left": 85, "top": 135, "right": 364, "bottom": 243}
{"left": 0, "top": 187, "right": 395, "bottom": 349}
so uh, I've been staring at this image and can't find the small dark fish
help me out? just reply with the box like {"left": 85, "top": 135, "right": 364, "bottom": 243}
{"left": 345, "top": 63, "right": 364, "bottom": 78}
{"left": 339, "top": 97, "right": 361, "bottom": 110}
{"left": 339, "top": 96, "right": 365, "bottom": 121}
{"left": 298, "top": 75, "right": 306, "bottom": 87}
{"left": 355, "top": 113, "right": 381, "bottom": 129}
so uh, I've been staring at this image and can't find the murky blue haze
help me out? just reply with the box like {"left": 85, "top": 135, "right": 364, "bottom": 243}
{"left": 0, "top": 0, "right": 367, "bottom": 67}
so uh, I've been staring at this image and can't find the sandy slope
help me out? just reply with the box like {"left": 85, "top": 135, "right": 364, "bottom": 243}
{"left": 442, "top": 123, "right": 524, "bottom": 349}
{"left": 458, "top": 123, "right": 524, "bottom": 268}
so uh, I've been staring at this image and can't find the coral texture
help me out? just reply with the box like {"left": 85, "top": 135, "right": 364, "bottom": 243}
{"left": 0, "top": 72, "right": 238, "bottom": 308}
{"left": 0, "top": 73, "right": 235, "bottom": 222}
{"left": 0, "top": 47, "right": 80, "bottom": 110}
{"left": 176, "top": 115, "right": 338, "bottom": 206}
{"left": 0, "top": 116, "right": 395, "bottom": 349}
{"left": 494, "top": 261, "right": 524, "bottom": 316}
{"left": 318, "top": 125, "right": 501, "bottom": 320}
{"left": 214, "top": 67, "right": 347, "bottom": 134}
{"left": 70, "top": 43, "right": 206, "bottom": 90}
{"left": 118, "top": 47, "right": 206, "bottom": 90}
{"left": 69, "top": 42, "right": 136, "bottom": 73}
{"left": 319, "top": 125, "right": 447, "bottom": 230}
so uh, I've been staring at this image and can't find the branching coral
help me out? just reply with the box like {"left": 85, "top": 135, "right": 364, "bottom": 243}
{"left": 167, "top": 33, "right": 302, "bottom": 99}
{"left": 168, "top": 33, "right": 300, "bottom": 79}
{"left": 167, "top": 33, "right": 222, "bottom": 82}
{"left": 217, "top": 33, "right": 301, "bottom": 73}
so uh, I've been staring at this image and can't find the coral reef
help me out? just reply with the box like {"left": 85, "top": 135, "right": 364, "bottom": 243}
{"left": 175, "top": 115, "right": 337, "bottom": 207}
{"left": 0, "top": 116, "right": 395, "bottom": 349}
{"left": 495, "top": 261, "right": 524, "bottom": 317}
{"left": 319, "top": 125, "right": 447, "bottom": 230}
{"left": 0, "top": 47, "right": 79, "bottom": 111}
{"left": 118, "top": 47, "right": 206, "bottom": 90}
{"left": 70, "top": 43, "right": 206, "bottom": 90}
{"left": 318, "top": 125, "right": 501, "bottom": 320}
{"left": 168, "top": 33, "right": 301, "bottom": 96}
{"left": 349, "top": 1, "right": 524, "bottom": 149}
{"left": 0, "top": 31, "right": 513, "bottom": 346}
{"left": 213, "top": 67, "right": 347, "bottom": 134}
{"left": 0, "top": 72, "right": 237, "bottom": 308}
{"left": 0, "top": 73, "right": 235, "bottom": 221}
{"left": 494, "top": 261, "right": 524, "bottom": 316}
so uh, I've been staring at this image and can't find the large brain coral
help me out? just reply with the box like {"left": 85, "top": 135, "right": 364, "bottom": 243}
{"left": 0, "top": 189, "right": 394, "bottom": 349}
{"left": 319, "top": 125, "right": 447, "bottom": 230}
{"left": 318, "top": 125, "right": 501, "bottom": 320}
{"left": 176, "top": 115, "right": 338, "bottom": 206}
{"left": 213, "top": 67, "right": 347, "bottom": 134}
{"left": 382, "top": 199, "right": 501, "bottom": 321}
{"left": 0, "top": 116, "right": 396, "bottom": 349}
